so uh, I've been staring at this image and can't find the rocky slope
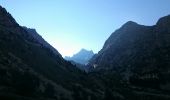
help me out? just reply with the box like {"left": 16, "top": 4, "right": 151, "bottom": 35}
{"left": 0, "top": 6, "right": 102, "bottom": 100}
{"left": 23, "top": 27, "right": 62, "bottom": 58}
{"left": 89, "top": 15, "right": 170, "bottom": 92}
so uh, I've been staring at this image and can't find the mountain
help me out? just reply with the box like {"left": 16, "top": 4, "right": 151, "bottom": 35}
{"left": 23, "top": 27, "right": 62, "bottom": 58}
{"left": 89, "top": 15, "right": 170, "bottom": 92}
{"left": 0, "top": 5, "right": 72, "bottom": 99}
{"left": 0, "top": 6, "right": 103, "bottom": 100}
{"left": 65, "top": 49, "right": 94, "bottom": 65}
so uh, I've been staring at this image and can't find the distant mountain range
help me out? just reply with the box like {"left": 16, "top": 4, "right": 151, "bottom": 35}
{"left": 65, "top": 49, "right": 94, "bottom": 65}
{"left": 1, "top": 5, "right": 170, "bottom": 100}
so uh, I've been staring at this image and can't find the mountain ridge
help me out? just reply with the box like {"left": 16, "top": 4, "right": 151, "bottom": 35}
{"left": 65, "top": 48, "right": 94, "bottom": 65}
{"left": 0, "top": 5, "right": 101, "bottom": 100}
{"left": 23, "top": 27, "right": 62, "bottom": 58}
{"left": 89, "top": 15, "right": 170, "bottom": 92}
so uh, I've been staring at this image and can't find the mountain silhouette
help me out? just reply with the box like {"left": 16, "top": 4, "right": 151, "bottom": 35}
{"left": 89, "top": 15, "right": 170, "bottom": 91}
{"left": 0, "top": 5, "right": 101, "bottom": 100}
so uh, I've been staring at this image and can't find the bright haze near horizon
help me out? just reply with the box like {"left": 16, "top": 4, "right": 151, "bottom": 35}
{"left": 1, "top": 0, "right": 170, "bottom": 57}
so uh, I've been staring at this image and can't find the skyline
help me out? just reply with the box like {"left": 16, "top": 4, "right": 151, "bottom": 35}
{"left": 1, "top": 0, "right": 170, "bottom": 57}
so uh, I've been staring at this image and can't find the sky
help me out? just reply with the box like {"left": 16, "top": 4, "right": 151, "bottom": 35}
{"left": 0, "top": 0, "right": 170, "bottom": 57}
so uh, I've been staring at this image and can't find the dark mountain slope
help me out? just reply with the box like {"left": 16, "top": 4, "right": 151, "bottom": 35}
{"left": 23, "top": 27, "right": 62, "bottom": 58}
{"left": 0, "top": 6, "right": 102, "bottom": 100}
{"left": 89, "top": 15, "right": 170, "bottom": 92}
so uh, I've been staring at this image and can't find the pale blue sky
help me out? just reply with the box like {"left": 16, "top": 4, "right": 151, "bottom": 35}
{"left": 1, "top": 0, "right": 170, "bottom": 57}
